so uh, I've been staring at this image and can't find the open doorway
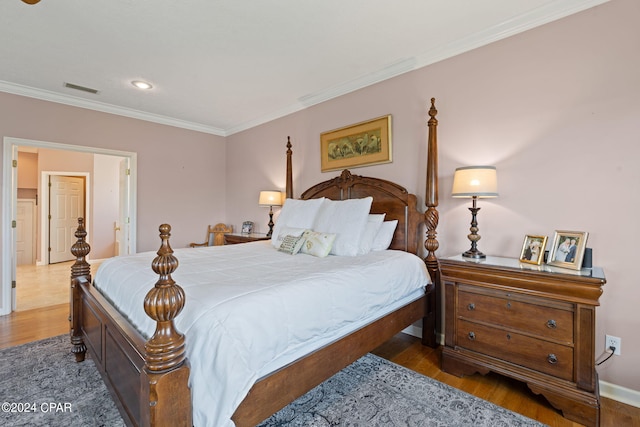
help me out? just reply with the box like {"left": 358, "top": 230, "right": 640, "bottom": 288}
{"left": 2, "top": 137, "right": 137, "bottom": 315}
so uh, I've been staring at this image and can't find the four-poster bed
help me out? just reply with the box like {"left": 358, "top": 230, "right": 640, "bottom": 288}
{"left": 69, "top": 99, "right": 441, "bottom": 426}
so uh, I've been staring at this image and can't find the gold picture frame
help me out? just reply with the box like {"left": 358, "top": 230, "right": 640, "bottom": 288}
{"left": 547, "top": 230, "right": 589, "bottom": 270}
{"left": 320, "top": 115, "right": 392, "bottom": 172}
{"left": 519, "top": 234, "right": 548, "bottom": 265}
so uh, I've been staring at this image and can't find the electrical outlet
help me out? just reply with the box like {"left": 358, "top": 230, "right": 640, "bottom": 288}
{"left": 605, "top": 335, "right": 621, "bottom": 356}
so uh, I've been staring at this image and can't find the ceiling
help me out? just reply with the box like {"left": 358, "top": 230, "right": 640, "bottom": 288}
{"left": 1, "top": 0, "right": 608, "bottom": 136}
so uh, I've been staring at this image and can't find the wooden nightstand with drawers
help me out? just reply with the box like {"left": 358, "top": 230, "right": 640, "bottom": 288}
{"left": 440, "top": 255, "right": 606, "bottom": 427}
{"left": 224, "top": 233, "right": 270, "bottom": 245}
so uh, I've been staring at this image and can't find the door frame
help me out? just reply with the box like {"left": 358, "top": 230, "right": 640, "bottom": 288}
{"left": 42, "top": 172, "right": 89, "bottom": 265}
{"left": 2, "top": 136, "right": 137, "bottom": 315}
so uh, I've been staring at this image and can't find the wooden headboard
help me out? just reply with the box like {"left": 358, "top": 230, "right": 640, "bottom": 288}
{"left": 300, "top": 170, "right": 423, "bottom": 255}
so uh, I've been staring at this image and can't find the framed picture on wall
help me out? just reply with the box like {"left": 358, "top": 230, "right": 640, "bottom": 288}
{"left": 519, "top": 234, "right": 547, "bottom": 265}
{"left": 320, "top": 115, "right": 392, "bottom": 172}
{"left": 547, "top": 230, "right": 588, "bottom": 270}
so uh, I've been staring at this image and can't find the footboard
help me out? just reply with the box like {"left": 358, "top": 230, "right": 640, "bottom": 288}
{"left": 70, "top": 219, "right": 192, "bottom": 427}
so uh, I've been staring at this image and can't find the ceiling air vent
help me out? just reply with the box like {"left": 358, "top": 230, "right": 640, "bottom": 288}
{"left": 64, "top": 82, "right": 99, "bottom": 94}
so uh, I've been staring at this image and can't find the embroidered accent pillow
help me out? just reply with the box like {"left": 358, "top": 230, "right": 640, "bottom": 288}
{"left": 277, "top": 234, "right": 306, "bottom": 255}
{"left": 300, "top": 231, "right": 336, "bottom": 258}
{"left": 272, "top": 226, "right": 307, "bottom": 250}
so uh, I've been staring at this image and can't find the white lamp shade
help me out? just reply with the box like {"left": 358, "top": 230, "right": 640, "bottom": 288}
{"left": 259, "top": 191, "right": 283, "bottom": 206}
{"left": 452, "top": 166, "right": 498, "bottom": 198}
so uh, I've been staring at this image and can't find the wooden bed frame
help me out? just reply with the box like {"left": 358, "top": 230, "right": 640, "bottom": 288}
{"left": 69, "top": 98, "right": 440, "bottom": 427}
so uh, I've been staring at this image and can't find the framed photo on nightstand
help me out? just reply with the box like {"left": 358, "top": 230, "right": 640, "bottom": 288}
{"left": 548, "top": 230, "right": 588, "bottom": 270}
{"left": 519, "top": 234, "right": 547, "bottom": 265}
{"left": 241, "top": 221, "right": 253, "bottom": 234}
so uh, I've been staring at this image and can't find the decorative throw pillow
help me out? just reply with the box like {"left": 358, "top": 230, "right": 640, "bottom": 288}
{"left": 311, "top": 197, "right": 373, "bottom": 256}
{"left": 271, "top": 198, "right": 325, "bottom": 248}
{"left": 371, "top": 220, "right": 398, "bottom": 251}
{"left": 277, "top": 234, "right": 306, "bottom": 255}
{"left": 300, "top": 231, "right": 336, "bottom": 258}
{"left": 272, "top": 226, "right": 307, "bottom": 249}
{"left": 357, "top": 214, "right": 386, "bottom": 255}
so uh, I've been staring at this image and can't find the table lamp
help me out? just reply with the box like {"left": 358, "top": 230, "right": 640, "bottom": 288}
{"left": 258, "top": 191, "right": 283, "bottom": 237}
{"left": 452, "top": 166, "right": 498, "bottom": 259}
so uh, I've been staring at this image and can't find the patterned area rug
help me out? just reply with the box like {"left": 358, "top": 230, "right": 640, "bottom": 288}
{"left": 0, "top": 335, "right": 124, "bottom": 427}
{"left": 259, "top": 353, "right": 547, "bottom": 427}
{"left": 0, "top": 335, "right": 546, "bottom": 427}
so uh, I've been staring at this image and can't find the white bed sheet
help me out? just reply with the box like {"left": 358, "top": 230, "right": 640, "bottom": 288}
{"left": 94, "top": 240, "right": 429, "bottom": 427}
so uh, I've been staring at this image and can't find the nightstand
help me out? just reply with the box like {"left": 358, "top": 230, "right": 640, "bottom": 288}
{"left": 440, "top": 255, "right": 605, "bottom": 427}
{"left": 224, "top": 233, "right": 271, "bottom": 245}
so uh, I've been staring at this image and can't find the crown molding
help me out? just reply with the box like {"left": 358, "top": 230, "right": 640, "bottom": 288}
{"left": 226, "top": 0, "right": 609, "bottom": 136}
{"left": 0, "top": 80, "right": 226, "bottom": 136}
{"left": 1, "top": 0, "right": 610, "bottom": 137}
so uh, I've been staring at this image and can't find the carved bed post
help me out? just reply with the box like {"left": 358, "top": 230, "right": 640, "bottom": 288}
{"left": 423, "top": 98, "right": 440, "bottom": 348}
{"left": 70, "top": 217, "right": 90, "bottom": 362}
{"left": 140, "top": 224, "right": 192, "bottom": 427}
{"left": 285, "top": 136, "right": 293, "bottom": 199}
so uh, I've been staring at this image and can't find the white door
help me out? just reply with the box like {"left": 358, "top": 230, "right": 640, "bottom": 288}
{"left": 16, "top": 199, "right": 36, "bottom": 265}
{"left": 49, "top": 175, "right": 85, "bottom": 264}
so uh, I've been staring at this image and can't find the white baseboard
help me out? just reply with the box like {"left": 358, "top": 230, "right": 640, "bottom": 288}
{"left": 401, "top": 325, "right": 444, "bottom": 345}
{"left": 600, "top": 380, "right": 640, "bottom": 408}
{"left": 402, "top": 325, "right": 422, "bottom": 339}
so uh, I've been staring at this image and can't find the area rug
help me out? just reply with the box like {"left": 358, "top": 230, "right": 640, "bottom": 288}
{"left": 258, "top": 354, "right": 546, "bottom": 427}
{"left": 0, "top": 335, "right": 124, "bottom": 427}
{"left": 0, "top": 335, "right": 546, "bottom": 426}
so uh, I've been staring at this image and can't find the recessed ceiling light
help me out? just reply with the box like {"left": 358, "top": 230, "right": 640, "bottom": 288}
{"left": 131, "top": 80, "right": 153, "bottom": 90}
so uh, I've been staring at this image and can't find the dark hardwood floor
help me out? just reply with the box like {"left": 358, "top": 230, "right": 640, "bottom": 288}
{"left": 1, "top": 305, "right": 638, "bottom": 426}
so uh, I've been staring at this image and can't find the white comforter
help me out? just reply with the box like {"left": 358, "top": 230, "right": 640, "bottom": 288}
{"left": 94, "top": 241, "right": 429, "bottom": 427}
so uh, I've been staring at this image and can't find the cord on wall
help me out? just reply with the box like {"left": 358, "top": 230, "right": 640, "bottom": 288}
{"left": 596, "top": 346, "right": 616, "bottom": 366}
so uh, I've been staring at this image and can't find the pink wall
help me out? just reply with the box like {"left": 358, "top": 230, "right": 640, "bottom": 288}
{"left": 226, "top": 0, "right": 640, "bottom": 395}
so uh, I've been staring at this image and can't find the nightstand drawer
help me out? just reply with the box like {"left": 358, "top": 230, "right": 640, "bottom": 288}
{"left": 458, "top": 288, "right": 574, "bottom": 344}
{"left": 224, "top": 233, "right": 270, "bottom": 244}
{"left": 456, "top": 319, "right": 574, "bottom": 381}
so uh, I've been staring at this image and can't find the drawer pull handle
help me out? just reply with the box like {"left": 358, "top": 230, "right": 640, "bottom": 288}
{"left": 468, "top": 332, "right": 476, "bottom": 341}
{"left": 547, "top": 319, "right": 557, "bottom": 329}
{"left": 467, "top": 303, "right": 475, "bottom": 311}
{"left": 506, "top": 302, "right": 512, "bottom": 309}
{"left": 547, "top": 354, "right": 558, "bottom": 364}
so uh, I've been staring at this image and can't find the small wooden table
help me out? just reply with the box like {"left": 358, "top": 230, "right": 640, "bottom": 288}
{"left": 224, "top": 233, "right": 271, "bottom": 245}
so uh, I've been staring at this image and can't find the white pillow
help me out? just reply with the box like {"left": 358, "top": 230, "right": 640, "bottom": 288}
{"left": 271, "top": 198, "right": 325, "bottom": 248}
{"left": 312, "top": 197, "right": 373, "bottom": 256}
{"left": 300, "top": 231, "right": 336, "bottom": 258}
{"left": 371, "top": 220, "right": 398, "bottom": 251}
{"left": 357, "top": 214, "right": 386, "bottom": 255}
